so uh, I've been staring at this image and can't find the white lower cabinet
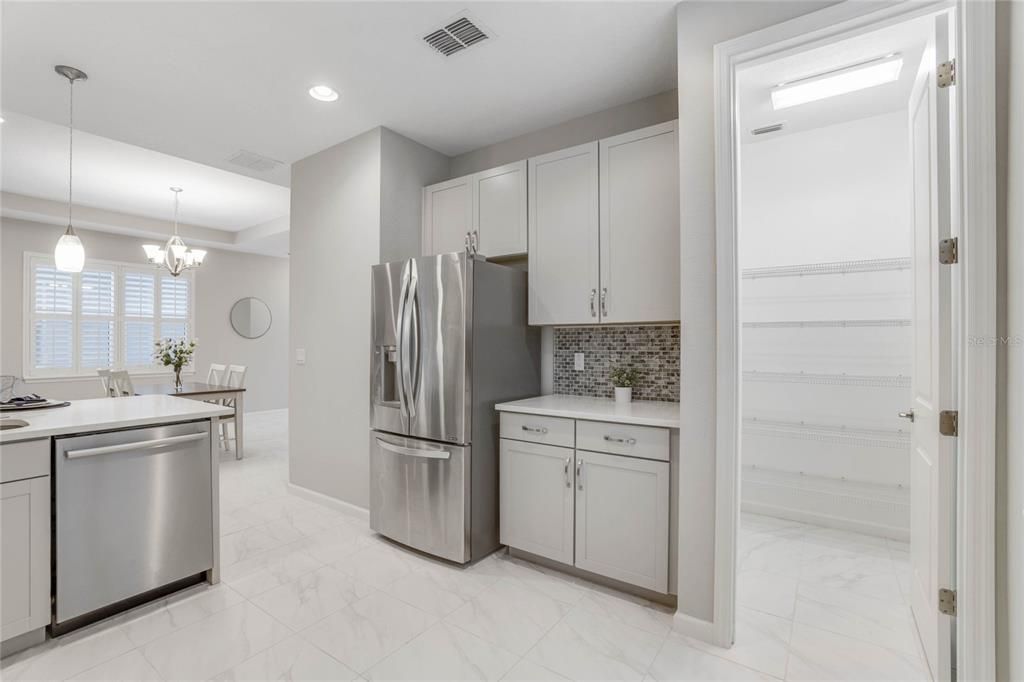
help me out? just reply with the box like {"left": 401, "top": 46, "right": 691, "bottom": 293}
{"left": 1, "top": 475, "right": 50, "bottom": 642}
{"left": 499, "top": 439, "right": 574, "bottom": 565}
{"left": 574, "top": 450, "right": 669, "bottom": 592}
{"left": 499, "top": 417, "right": 671, "bottom": 593}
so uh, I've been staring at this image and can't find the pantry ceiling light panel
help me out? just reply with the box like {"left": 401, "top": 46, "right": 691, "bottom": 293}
{"left": 770, "top": 54, "right": 903, "bottom": 110}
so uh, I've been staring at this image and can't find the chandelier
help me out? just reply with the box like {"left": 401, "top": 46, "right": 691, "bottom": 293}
{"left": 143, "top": 187, "right": 207, "bottom": 276}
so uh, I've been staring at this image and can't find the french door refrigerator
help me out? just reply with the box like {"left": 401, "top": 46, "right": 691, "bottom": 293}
{"left": 370, "top": 252, "right": 539, "bottom": 563}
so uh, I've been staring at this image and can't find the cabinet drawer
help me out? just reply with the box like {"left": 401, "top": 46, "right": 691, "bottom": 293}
{"left": 1, "top": 439, "right": 50, "bottom": 484}
{"left": 500, "top": 412, "right": 575, "bottom": 448}
{"left": 576, "top": 420, "right": 669, "bottom": 461}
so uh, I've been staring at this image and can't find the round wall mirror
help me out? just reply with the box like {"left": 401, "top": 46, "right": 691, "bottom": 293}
{"left": 230, "top": 297, "right": 272, "bottom": 339}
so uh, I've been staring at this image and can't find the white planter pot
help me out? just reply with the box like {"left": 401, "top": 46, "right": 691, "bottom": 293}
{"left": 614, "top": 387, "right": 633, "bottom": 405}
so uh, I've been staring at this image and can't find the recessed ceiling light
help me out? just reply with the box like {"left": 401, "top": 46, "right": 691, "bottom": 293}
{"left": 308, "top": 85, "right": 338, "bottom": 102}
{"left": 771, "top": 53, "right": 903, "bottom": 110}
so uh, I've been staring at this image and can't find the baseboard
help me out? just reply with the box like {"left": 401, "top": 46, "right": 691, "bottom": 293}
{"left": 672, "top": 611, "right": 717, "bottom": 645}
{"left": 288, "top": 482, "right": 369, "bottom": 522}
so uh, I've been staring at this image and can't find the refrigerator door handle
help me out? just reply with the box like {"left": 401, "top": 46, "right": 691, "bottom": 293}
{"left": 375, "top": 438, "right": 450, "bottom": 460}
{"left": 395, "top": 264, "right": 410, "bottom": 418}
{"left": 399, "top": 259, "right": 419, "bottom": 420}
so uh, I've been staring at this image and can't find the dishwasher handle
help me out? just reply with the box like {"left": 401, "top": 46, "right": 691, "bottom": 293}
{"left": 64, "top": 432, "right": 208, "bottom": 459}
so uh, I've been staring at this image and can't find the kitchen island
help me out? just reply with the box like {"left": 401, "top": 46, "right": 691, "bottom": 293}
{"left": 0, "top": 395, "right": 232, "bottom": 657}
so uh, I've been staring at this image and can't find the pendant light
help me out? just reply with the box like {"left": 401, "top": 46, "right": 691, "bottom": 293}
{"left": 142, "top": 188, "right": 207, "bottom": 276}
{"left": 54, "top": 65, "right": 87, "bottom": 273}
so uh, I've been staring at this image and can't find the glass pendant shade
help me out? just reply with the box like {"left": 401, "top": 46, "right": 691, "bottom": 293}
{"left": 142, "top": 244, "right": 164, "bottom": 262}
{"left": 54, "top": 225, "right": 85, "bottom": 272}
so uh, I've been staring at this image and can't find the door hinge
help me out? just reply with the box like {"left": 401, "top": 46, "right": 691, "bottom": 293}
{"left": 939, "top": 410, "right": 959, "bottom": 437}
{"left": 939, "top": 588, "right": 957, "bottom": 616}
{"left": 939, "top": 237, "right": 958, "bottom": 265}
{"left": 938, "top": 59, "right": 956, "bottom": 88}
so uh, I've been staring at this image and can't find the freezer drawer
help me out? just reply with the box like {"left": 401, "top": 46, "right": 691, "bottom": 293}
{"left": 369, "top": 431, "right": 469, "bottom": 563}
{"left": 54, "top": 421, "right": 213, "bottom": 625}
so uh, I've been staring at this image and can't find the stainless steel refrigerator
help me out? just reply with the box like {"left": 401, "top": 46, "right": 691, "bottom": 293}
{"left": 370, "top": 252, "right": 540, "bottom": 563}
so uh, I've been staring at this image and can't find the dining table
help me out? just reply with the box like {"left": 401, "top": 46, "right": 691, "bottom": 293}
{"left": 134, "top": 382, "right": 246, "bottom": 459}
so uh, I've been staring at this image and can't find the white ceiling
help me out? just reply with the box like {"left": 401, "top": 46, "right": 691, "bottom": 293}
{"left": 737, "top": 16, "right": 933, "bottom": 144}
{"left": 1, "top": 1, "right": 678, "bottom": 188}
{"left": 1, "top": 112, "right": 290, "bottom": 231}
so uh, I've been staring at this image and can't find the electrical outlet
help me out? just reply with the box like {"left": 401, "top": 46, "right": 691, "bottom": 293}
{"left": 574, "top": 353, "right": 585, "bottom": 371}
{"left": 296, "top": 348, "right": 306, "bottom": 365}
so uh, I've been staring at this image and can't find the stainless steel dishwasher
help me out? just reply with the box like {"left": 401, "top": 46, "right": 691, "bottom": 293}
{"left": 53, "top": 420, "right": 214, "bottom": 630}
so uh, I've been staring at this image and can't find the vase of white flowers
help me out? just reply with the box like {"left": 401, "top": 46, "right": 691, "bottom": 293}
{"left": 154, "top": 337, "right": 197, "bottom": 390}
{"left": 609, "top": 366, "right": 640, "bottom": 405}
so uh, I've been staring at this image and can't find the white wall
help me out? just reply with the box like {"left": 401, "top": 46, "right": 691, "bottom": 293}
{"left": 0, "top": 217, "right": 289, "bottom": 412}
{"left": 674, "top": 0, "right": 838, "bottom": 626}
{"left": 380, "top": 128, "right": 450, "bottom": 263}
{"left": 739, "top": 112, "right": 912, "bottom": 537}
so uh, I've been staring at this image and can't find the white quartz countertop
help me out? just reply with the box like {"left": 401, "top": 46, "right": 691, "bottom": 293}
{"left": 0, "top": 395, "right": 233, "bottom": 443}
{"left": 495, "top": 395, "right": 680, "bottom": 429}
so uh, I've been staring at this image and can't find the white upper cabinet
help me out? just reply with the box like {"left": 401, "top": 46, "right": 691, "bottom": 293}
{"left": 421, "top": 161, "right": 527, "bottom": 259}
{"left": 528, "top": 142, "right": 600, "bottom": 325}
{"left": 422, "top": 176, "right": 473, "bottom": 256}
{"left": 475, "top": 161, "right": 527, "bottom": 257}
{"left": 599, "top": 121, "right": 680, "bottom": 323}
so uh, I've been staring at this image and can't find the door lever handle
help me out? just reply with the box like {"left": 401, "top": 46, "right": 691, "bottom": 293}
{"left": 898, "top": 410, "right": 915, "bottom": 422}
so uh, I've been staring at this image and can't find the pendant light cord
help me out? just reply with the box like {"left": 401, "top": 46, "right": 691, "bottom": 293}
{"left": 67, "top": 78, "right": 74, "bottom": 229}
{"left": 173, "top": 190, "right": 179, "bottom": 236}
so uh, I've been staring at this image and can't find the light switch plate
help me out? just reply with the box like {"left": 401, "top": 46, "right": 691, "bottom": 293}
{"left": 574, "top": 353, "right": 585, "bottom": 371}
{"left": 296, "top": 348, "right": 306, "bottom": 365}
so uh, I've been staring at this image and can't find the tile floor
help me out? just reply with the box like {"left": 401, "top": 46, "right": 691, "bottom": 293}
{"left": 1, "top": 410, "right": 933, "bottom": 681}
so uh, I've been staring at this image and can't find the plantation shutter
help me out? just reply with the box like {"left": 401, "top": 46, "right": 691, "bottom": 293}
{"left": 124, "top": 271, "right": 157, "bottom": 368}
{"left": 79, "top": 268, "right": 116, "bottom": 370}
{"left": 31, "top": 262, "right": 74, "bottom": 371}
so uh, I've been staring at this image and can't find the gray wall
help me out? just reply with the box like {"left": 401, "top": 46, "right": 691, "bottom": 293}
{"left": 289, "top": 127, "right": 382, "bottom": 507}
{"left": 0, "top": 217, "right": 289, "bottom": 412}
{"left": 448, "top": 90, "right": 678, "bottom": 178}
{"left": 673, "top": 0, "right": 838, "bottom": 625}
{"left": 380, "top": 128, "right": 450, "bottom": 264}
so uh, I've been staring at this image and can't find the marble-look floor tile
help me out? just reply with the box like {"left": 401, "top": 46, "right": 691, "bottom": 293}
{"left": 798, "top": 551, "right": 903, "bottom": 602}
{"left": 67, "top": 650, "right": 161, "bottom": 681}
{"left": 300, "top": 591, "right": 436, "bottom": 673}
{"left": 223, "top": 544, "right": 324, "bottom": 598}
{"left": 501, "top": 658, "right": 570, "bottom": 681}
{"left": 687, "top": 607, "right": 791, "bottom": 679}
{"left": 221, "top": 524, "right": 292, "bottom": 567}
{"left": 0, "top": 626, "right": 134, "bottom": 682}
{"left": 647, "top": 633, "right": 778, "bottom": 681}
{"left": 117, "top": 583, "right": 245, "bottom": 647}
{"left": 332, "top": 543, "right": 420, "bottom": 589}
{"left": 365, "top": 622, "right": 519, "bottom": 681}
{"left": 445, "top": 576, "right": 572, "bottom": 656}
{"left": 473, "top": 554, "right": 587, "bottom": 606}
{"left": 786, "top": 623, "right": 931, "bottom": 681}
{"left": 737, "top": 569, "right": 798, "bottom": 620}
{"left": 140, "top": 601, "right": 291, "bottom": 680}
{"left": 526, "top": 606, "right": 666, "bottom": 681}
{"left": 252, "top": 564, "right": 375, "bottom": 631}
{"left": 300, "top": 523, "right": 375, "bottom": 565}
{"left": 793, "top": 582, "right": 919, "bottom": 656}
{"left": 575, "top": 586, "right": 675, "bottom": 636}
{"left": 384, "top": 568, "right": 478, "bottom": 617}
{"left": 213, "top": 634, "right": 360, "bottom": 681}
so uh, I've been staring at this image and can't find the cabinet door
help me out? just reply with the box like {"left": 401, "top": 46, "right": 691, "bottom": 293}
{"left": 599, "top": 121, "right": 680, "bottom": 323}
{"left": 475, "top": 160, "right": 527, "bottom": 258}
{"left": 574, "top": 450, "right": 669, "bottom": 591}
{"left": 1, "top": 476, "right": 50, "bottom": 640}
{"left": 528, "top": 142, "right": 599, "bottom": 325}
{"left": 499, "top": 439, "right": 574, "bottom": 565}
{"left": 422, "top": 176, "right": 473, "bottom": 256}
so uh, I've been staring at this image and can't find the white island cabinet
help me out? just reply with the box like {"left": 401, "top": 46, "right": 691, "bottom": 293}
{"left": 0, "top": 395, "right": 232, "bottom": 657}
{"left": 496, "top": 396, "right": 678, "bottom": 595}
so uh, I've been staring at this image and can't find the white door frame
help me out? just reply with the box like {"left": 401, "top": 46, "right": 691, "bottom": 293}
{"left": 711, "top": 2, "right": 997, "bottom": 680}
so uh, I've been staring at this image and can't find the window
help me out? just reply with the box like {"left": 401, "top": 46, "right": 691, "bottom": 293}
{"left": 25, "top": 254, "right": 195, "bottom": 378}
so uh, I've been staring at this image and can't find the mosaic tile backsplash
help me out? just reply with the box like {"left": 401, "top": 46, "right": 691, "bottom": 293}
{"left": 553, "top": 325, "right": 680, "bottom": 402}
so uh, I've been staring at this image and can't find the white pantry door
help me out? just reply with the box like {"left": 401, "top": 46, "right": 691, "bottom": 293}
{"left": 907, "top": 12, "right": 956, "bottom": 681}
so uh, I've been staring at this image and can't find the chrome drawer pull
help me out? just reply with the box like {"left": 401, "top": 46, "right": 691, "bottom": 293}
{"left": 521, "top": 425, "right": 549, "bottom": 434}
{"left": 564, "top": 456, "right": 571, "bottom": 488}
{"left": 576, "top": 459, "right": 584, "bottom": 490}
{"left": 603, "top": 435, "right": 637, "bottom": 446}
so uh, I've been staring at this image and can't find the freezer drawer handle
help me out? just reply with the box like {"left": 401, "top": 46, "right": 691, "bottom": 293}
{"left": 64, "top": 432, "right": 207, "bottom": 459}
{"left": 521, "top": 425, "right": 549, "bottom": 434}
{"left": 376, "top": 438, "right": 450, "bottom": 460}
{"left": 603, "top": 435, "right": 637, "bottom": 446}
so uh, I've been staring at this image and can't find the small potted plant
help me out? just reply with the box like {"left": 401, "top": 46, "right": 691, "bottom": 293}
{"left": 154, "top": 337, "right": 197, "bottom": 390}
{"left": 609, "top": 366, "right": 640, "bottom": 405}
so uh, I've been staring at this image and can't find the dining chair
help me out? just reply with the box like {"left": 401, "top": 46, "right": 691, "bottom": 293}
{"left": 207, "top": 363, "right": 226, "bottom": 386}
{"left": 218, "top": 364, "right": 248, "bottom": 452}
{"left": 97, "top": 369, "right": 114, "bottom": 397}
{"left": 110, "top": 370, "right": 134, "bottom": 397}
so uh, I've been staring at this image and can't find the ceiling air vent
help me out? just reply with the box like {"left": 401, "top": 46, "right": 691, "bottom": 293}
{"left": 423, "top": 16, "right": 489, "bottom": 57}
{"left": 228, "top": 149, "right": 283, "bottom": 173}
{"left": 751, "top": 123, "right": 785, "bottom": 136}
